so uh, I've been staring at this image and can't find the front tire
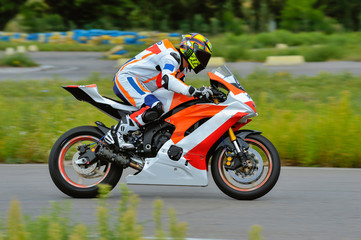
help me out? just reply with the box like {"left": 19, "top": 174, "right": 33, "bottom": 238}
{"left": 49, "top": 126, "right": 122, "bottom": 198}
{"left": 211, "top": 134, "right": 280, "bottom": 200}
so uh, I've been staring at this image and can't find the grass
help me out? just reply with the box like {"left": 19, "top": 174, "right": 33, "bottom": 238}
{"left": 1, "top": 31, "right": 361, "bottom": 62}
{"left": 0, "top": 53, "right": 39, "bottom": 67}
{"left": 210, "top": 31, "right": 361, "bottom": 62}
{"left": 0, "top": 185, "right": 189, "bottom": 240}
{"left": 0, "top": 71, "right": 360, "bottom": 167}
{"left": 0, "top": 184, "right": 266, "bottom": 240}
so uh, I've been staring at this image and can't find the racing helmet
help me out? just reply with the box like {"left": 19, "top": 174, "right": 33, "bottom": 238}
{"left": 179, "top": 33, "right": 213, "bottom": 74}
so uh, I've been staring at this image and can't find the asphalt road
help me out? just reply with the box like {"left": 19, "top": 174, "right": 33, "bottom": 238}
{"left": 1, "top": 52, "right": 361, "bottom": 82}
{"left": 0, "top": 165, "right": 360, "bottom": 240}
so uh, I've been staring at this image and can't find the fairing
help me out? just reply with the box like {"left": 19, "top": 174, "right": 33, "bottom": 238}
{"left": 64, "top": 65, "right": 258, "bottom": 187}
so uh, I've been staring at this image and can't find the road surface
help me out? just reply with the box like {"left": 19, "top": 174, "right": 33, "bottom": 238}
{"left": 1, "top": 52, "right": 361, "bottom": 81}
{"left": 0, "top": 165, "right": 360, "bottom": 240}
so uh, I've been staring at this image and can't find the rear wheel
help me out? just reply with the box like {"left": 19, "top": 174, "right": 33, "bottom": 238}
{"left": 211, "top": 134, "right": 280, "bottom": 200}
{"left": 49, "top": 126, "right": 122, "bottom": 198}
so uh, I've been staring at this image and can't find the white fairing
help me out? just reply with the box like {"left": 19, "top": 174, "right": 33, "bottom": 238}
{"left": 126, "top": 101, "right": 249, "bottom": 186}
{"left": 79, "top": 85, "right": 137, "bottom": 115}
{"left": 75, "top": 65, "right": 257, "bottom": 187}
{"left": 126, "top": 139, "right": 208, "bottom": 186}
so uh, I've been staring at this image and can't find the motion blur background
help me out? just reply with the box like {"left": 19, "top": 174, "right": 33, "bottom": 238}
{"left": 0, "top": 0, "right": 360, "bottom": 167}
{"left": 0, "top": 1, "right": 361, "bottom": 240}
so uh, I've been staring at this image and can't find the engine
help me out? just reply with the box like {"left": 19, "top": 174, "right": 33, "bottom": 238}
{"left": 153, "top": 129, "right": 172, "bottom": 153}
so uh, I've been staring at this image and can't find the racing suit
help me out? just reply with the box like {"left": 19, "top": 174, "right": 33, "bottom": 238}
{"left": 105, "top": 39, "right": 193, "bottom": 148}
{"left": 113, "top": 39, "right": 194, "bottom": 125}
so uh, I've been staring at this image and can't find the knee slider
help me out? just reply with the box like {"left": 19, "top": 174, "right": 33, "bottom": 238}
{"left": 142, "top": 101, "right": 164, "bottom": 123}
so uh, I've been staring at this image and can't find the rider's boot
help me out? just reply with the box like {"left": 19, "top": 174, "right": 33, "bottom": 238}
{"left": 104, "top": 101, "right": 164, "bottom": 149}
{"left": 104, "top": 115, "right": 139, "bottom": 149}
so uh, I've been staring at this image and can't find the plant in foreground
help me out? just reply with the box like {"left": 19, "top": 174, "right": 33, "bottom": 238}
{"left": 1, "top": 185, "right": 188, "bottom": 240}
{"left": 0, "top": 53, "right": 39, "bottom": 67}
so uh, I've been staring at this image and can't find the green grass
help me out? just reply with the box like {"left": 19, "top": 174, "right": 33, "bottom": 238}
{"left": 1, "top": 31, "right": 361, "bottom": 62}
{"left": 0, "top": 185, "right": 189, "bottom": 240}
{"left": 0, "top": 53, "right": 39, "bottom": 67}
{"left": 0, "top": 71, "right": 360, "bottom": 167}
{"left": 209, "top": 31, "right": 361, "bottom": 62}
{"left": 0, "top": 184, "right": 265, "bottom": 239}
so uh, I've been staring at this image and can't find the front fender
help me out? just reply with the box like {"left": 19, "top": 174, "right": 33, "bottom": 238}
{"left": 235, "top": 129, "right": 262, "bottom": 140}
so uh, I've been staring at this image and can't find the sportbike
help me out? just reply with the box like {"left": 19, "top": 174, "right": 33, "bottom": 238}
{"left": 49, "top": 65, "right": 280, "bottom": 200}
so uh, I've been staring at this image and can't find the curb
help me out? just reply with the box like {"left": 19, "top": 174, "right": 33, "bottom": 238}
{"left": 0, "top": 65, "right": 55, "bottom": 74}
{"left": 264, "top": 55, "right": 305, "bottom": 66}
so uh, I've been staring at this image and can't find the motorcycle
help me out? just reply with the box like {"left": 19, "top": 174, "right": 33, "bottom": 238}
{"left": 48, "top": 65, "right": 280, "bottom": 200}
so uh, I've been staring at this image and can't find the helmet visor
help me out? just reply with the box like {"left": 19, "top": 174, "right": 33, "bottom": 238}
{"left": 193, "top": 50, "right": 211, "bottom": 73}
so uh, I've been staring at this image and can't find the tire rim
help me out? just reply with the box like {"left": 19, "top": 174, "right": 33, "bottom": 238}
{"left": 58, "top": 135, "right": 111, "bottom": 188}
{"left": 218, "top": 138, "right": 273, "bottom": 192}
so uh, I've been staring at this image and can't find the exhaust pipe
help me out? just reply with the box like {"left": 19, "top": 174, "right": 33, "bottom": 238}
{"left": 129, "top": 157, "right": 143, "bottom": 171}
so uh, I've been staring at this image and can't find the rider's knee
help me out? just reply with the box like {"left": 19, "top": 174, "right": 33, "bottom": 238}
{"left": 130, "top": 101, "right": 164, "bottom": 126}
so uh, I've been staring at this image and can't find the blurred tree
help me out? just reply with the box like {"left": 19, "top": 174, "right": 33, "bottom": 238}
{"left": 20, "top": 1, "right": 66, "bottom": 32}
{"left": 101, "top": 0, "right": 137, "bottom": 29}
{"left": 265, "top": 0, "right": 286, "bottom": 27}
{"left": 5, "top": 0, "right": 360, "bottom": 34}
{"left": 252, "top": 0, "right": 262, "bottom": 32}
{"left": 0, "top": 0, "right": 27, "bottom": 30}
{"left": 316, "top": 0, "right": 361, "bottom": 31}
{"left": 280, "top": 0, "right": 330, "bottom": 32}
{"left": 44, "top": 0, "right": 134, "bottom": 29}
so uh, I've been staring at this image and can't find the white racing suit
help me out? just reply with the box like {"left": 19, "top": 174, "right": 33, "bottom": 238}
{"left": 113, "top": 39, "right": 192, "bottom": 125}
{"left": 106, "top": 39, "right": 193, "bottom": 148}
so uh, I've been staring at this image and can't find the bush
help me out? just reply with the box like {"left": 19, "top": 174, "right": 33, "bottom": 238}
{"left": 303, "top": 45, "right": 344, "bottom": 61}
{"left": 0, "top": 53, "right": 38, "bottom": 67}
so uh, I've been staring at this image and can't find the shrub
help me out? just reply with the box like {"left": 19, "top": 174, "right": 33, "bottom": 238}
{"left": 0, "top": 53, "right": 38, "bottom": 67}
{"left": 303, "top": 45, "right": 343, "bottom": 61}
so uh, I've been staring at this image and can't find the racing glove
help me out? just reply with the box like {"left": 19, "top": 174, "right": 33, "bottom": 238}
{"left": 188, "top": 86, "right": 213, "bottom": 100}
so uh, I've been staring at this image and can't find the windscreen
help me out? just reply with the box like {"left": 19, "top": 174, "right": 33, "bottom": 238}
{"left": 212, "top": 65, "right": 246, "bottom": 91}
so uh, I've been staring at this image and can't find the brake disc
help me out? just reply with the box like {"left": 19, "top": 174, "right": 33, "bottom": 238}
{"left": 228, "top": 148, "right": 264, "bottom": 184}
{"left": 72, "top": 152, "right": 97, "bottom": 176}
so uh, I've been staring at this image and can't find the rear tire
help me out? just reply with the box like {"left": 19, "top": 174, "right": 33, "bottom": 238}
{"left": 211, "top": 134, "right": 280, "bottom": 200}
{"left": 49, "top": 126, "right": 122, "bottom": 198}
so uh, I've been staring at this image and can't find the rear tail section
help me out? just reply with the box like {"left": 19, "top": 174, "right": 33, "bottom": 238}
{"left": 63, "top": 84, "right": 137, "bottom": 120}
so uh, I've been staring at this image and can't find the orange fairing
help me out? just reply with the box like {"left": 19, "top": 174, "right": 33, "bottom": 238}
{"left": 169, "top": 93, "right": 194, "bottom": 111}
{"left": 184, "top": 112, "right": 249, "bottom": 170}
{"left": 166, "top": 104, "right": 227, "bottom": 144}
{"left": 208, "top": 72, "right": 245, "bottom": 95}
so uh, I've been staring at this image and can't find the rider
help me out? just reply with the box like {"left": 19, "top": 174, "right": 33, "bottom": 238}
{"left": 105, "top": 33, "right": 213, "bottom": 149}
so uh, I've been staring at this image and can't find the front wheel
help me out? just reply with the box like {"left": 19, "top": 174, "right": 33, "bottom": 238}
{"left": 49, "top": 126, "right": 122, "bottom": 198}
{"left": 211, "top": 134, "right": 280, "bottom": 200}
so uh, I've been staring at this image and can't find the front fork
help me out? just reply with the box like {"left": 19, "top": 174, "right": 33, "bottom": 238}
{"left": 225, "top": 128, "right": 251, "bottom": 170}
{"left": 213, "top": 98, "right": 251, "bottom": 170}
